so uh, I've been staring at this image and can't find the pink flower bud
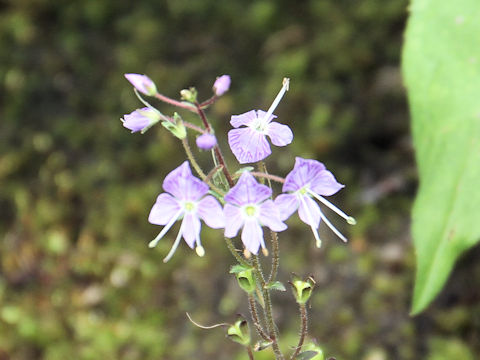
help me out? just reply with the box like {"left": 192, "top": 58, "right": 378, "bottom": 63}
{"left": 213, "top": 75, "right": 231, "bottom": 96}
{"left": 196, "top": 133, "right": 217, "bottom": 150}
{"left": 124, "top": 73, "right": 157, "bottom": 96}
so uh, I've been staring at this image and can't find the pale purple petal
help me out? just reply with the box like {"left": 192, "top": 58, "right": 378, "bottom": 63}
{"left": 148, "top": 193, "right": 182, "bottom": 225}
{"left": 283, "top": 157, "right": 327, "bottom": 192}
{"left": 224, "top": 204, "right": 244, "bottom": 237}
{"left": 298, "top": 195, "right": 321, "bottom": 228}
{"left": 230, "top": 110, "right": 258, "bottom": 128}
{"left": 274, "top": 194, "right": 299, "bottom": 221}
{"left": 241, "top": 219, "right": 264, "bottom": 255}
{"left": 124, "top": 73, "right": 157, "bottom": 96}
{"left": 224, "top": 172, "right": 271, "bottom": 206}
{"left": 197, "top": 196, "right": 225, "bottom": 229}
{"left": 162, "top": 162, "right": 209, "bottom": 201}
{"left": 258, "top": 200, "right": 287, "bottom": 232}
{"left": 122, "top": 108, "right": 151, "bottom": 133}
{"left": 196, "top": 133, "right": 217, "bottom": 150}
{"left": 181, "top": 213, "right": 201, "bottom": 248}
{"left": 266, "top": 122, "right": 293, "bottom": 146}
{"left": 255, "top": 110, "right": 277, "bottom": 125}
{"left": 228, "top": 127, "right": 271, "bottom": 164}
{"left": 310, "top": 170, "right": 345, "bottom": 196}
{"left": 213, "top": 75, "right": 231, "bottom": 96}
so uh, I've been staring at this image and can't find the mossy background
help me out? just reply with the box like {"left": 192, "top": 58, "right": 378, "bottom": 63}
{"left": 0, "top": 0, "right": 479, "bottom": 359}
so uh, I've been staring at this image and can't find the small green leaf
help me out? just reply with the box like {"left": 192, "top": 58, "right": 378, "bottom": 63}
{"left": 265, "top": 281, "right": 286, "bottom": 292}
{"left": 403, "top": 0, "right": 480, "bottom": 314}
{"left": 295, "top": 351, "right": 322, "bottom": 360}
{"left": 229, "top": 264, "right": 252, "bottom": 274}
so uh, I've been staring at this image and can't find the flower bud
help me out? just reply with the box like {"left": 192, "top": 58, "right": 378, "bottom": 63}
{"left": 227, "top": 315, "right": 250, "bottom": 346}
{"left": 124, "top": 73, "right": 157, "bottom": 96}
{"left": 236, "top": 268, "right": 256, "bottom": 294}
{"left": 196, "top": 133, "right": 217, "bottom": 150}
{"left": 180, "top": 87, "right": 198, "bottom": 103}
{"left": 289, "top": 274, "right": 315, "bottom": 305}
{"left": 121, "top": 107, "right": 161, "bottom": 133}
{"left": 213, "top": 75, "right": 231, "bottom": 96}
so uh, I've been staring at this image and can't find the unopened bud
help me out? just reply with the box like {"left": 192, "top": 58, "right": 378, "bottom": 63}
{"left": 227, "top": 315, "right": 250, "bottom": 346}
{"left": 180, "top": 87, "right": 198, "bottom": 103}
{"left": 124, "top": 73, "right": 158, "bottom": 96}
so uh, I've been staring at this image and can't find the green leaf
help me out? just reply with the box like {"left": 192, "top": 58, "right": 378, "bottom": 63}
{"left": 295, "top": 351, "right": 322, "bottom": 360}
{"left": 402, "top": 0, "right": 480, "bottom": 314}
{"left": 265, "top": 281, "right": 286, "bottom": 292}
{"left": 229, "top": 264, "right": 252, "bottom": 274}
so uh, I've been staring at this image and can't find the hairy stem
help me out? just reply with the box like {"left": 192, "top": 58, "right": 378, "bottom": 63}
{"left": 224, "top": 237, "right": 250, "bottom": 267}
{"left": 290, "top": 304, "right": 307, "bottom": 360}
{"left": 253, "top": 256, "right": 284, "bottom": 360}
{"left": 268, "top": 231, "right": 280, "bottom": 283}
{"left": 249, "top": 172, "right": 285, "bottom": 184}
{"left": 247, "top": 346, "right": 255, "bottom": 360}
{"left": 248, "top": 295, "right": 271, "bottom": 342}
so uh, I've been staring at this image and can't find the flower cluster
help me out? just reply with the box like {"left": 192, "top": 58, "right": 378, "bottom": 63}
{"left": 122, "top": 73, "right": 355, "bottom": 262}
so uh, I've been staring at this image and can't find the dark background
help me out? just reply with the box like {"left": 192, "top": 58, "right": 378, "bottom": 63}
{"left": 1, "top": 0, "right": 479, "bottom": 359}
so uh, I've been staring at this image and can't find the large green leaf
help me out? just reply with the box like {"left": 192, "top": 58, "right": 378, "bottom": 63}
{"left": 402, "top": 0, "right": 480, "bottom": 314}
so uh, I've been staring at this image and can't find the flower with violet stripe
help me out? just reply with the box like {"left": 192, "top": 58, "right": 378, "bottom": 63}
{"left": 124, "top": 73, "right": 157, "bottom": 96}
{"left": 228, "top": 78, "right": 293, "bottom": 164}
{"left": 148, "top": 161, "right": 225, "bottom": 262}
{"left": 274, "top": 157, "right": 356, "bottom": 248}
{"left": 224, "top": 171, "right": 287, "bottom": 257}
{"left": 121, "top": 107, "right": 161, "bottom": 133}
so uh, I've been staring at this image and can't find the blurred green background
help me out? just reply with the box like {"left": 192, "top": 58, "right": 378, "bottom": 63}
{"left": 1, "top": 0, "right": 479, "bottom": 359}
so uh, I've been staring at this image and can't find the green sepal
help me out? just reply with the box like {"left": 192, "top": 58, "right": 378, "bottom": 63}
{"left": 161, "top": 112, "right": 186, "bottom": 139}
{"left": 180, "top": 87, "right": 198, "bottom": 103}
{"left": 299, "top": 342, "right": 325, "bottom": 360}
{"left": 236, "top": 269, "right": 256, "bottom": 294}
{"left": 290, "top": 274, "right": 316, "bottom": 305}
{"left": 226, "top": 315, "right": 250, "bottom": 346}
{"left": 229, "top": 264, "right": 252, "bottom": 274}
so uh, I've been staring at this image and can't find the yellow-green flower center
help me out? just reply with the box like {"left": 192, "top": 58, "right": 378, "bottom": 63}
{"left": 184, "top": 201, "right": 195, "bottom": 212}
{"left": 299, "top": 187, "right": 308, "bottom": 195}
{"left": 245, "top": 205, "right": 257, "bottom": 217}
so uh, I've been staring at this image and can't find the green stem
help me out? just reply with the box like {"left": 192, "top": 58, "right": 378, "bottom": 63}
{"left": 253, "top": 256, "right": 284, "bottom": 360}
{"left": 248, "top": 294, "right": 271, "bottom": 342}
{"left": 268, "top": 231, "right": 280, "bottom": 283}
{"left": 224, "top": 237, "right": 250, "bottom": 267}
{"left": 290, "top": 304, "right": 307, "bottom": 360}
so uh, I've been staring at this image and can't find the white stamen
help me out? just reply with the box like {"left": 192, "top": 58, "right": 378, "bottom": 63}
{"left": 299, "top": 196, "right": 322, "bottom": 248}
{"left": 307, "top": 190, "right": 356, "bottom": 224}
{"left": 162, "top": 217, "right": 185, "bottom": 262}
{"left": 148, "top": 209, "right": 183, "bottom": 248}
{"left": 262, "top": 77, "right": 290, "bottom": 125}
{"left": 318, "top": 211, "right": 348, "bottom": 243}
{"left": 196, "top": 245, "right": 205, "bottom": 257}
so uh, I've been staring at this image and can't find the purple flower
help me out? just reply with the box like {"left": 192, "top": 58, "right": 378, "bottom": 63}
{"left": 148, "top": 161, "right": 225, "bottom": 262}
{"left": 196, "top": 133, "right": 217, "bottom": 150}
{"left": 224, "top": 172, "right": 287, "bottom": 255}
{"left": 228, "top": 78, "right": 292, "bottom": 164}
{"left": 213, "top": 75, "right": 231, "bottom": 96}
{"left": 124, "top": 73, "right": 157, "bottom": 96}
{"left": 275, "top": 157, "right": 356, "bottom": 248}
{"left": 121, "top": 107, "right": 161, "bottom": 133}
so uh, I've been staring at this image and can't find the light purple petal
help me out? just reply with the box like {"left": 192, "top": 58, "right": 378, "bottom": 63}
{"left": 148, "top": 193, "right": 182, "bottom": 225}
{"left": 197, "top": 196, "right": 225, "bottom": 229}
{"left": 196, "top": 133, "right": 217, "bottom": 150}
{"left": 181, "top": 213, "right": 201, "bottom": 248}
{"left": 255, "top": 110, "right": 277, "bottom": 125}
{"left": 283, "top": 157, "right": 327, "bottom": 192}
{"left": 162, "top": 162, "right": 209, "bottom": 201}
{"left": 224, "top": 172, "right": 271, "bottom": 206}
{"left": 298, "top": 195, "right": 321, "bottom": 228}
{"left": 241, "top": 219, "right": 264, "bottom": 255}
{"left": 274, "top": 194, "right": 299, "bottom": 221}
{"left": 213, "top": 75, "right": 231, "bottom": 96}
{"left": 266, "top": 122, "right": 293, "bottom": 146}
{"left": 230, "top": 110, "right": 258, "bottom": 128}
{"left": 258, "top": 200, "right": 287, "bottom": 232}
{"left": 122, "top": 108, "right": 151, "bottom": 133}
{"left": 124, "top": 73, "right": 157, "bottom": 96}
{"left": 228, "top": 128, "right": 271, "bottom": 164}
{"left": 224, "top": 204, "right": 244, "bottom": 238}
{"left": 310, "top": 170, "right": 345, "bottom": 196}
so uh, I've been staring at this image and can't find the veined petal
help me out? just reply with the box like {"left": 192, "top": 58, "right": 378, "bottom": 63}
{"left": 181, "top": 213, "right": 201, "bottom": 248}
{"left": 310, "top": 170, "right": 344, "bottom": 196}
{"left": 197, "top": 196, "right": 225, "bottom": 229}
{"left": 298, "top": 195, "right": 321, "bottom": 229}
{"left": 256, "top": 110, "right": 277, "bottom": 125}
{"left": 241, "top": 219, "right": 264, "bottom": 255}
{"left": 266, "top": 122, "right": 293, "bottom": 146}
{"left": 274, "top": 193, "right": 299, "bottom": 221}
{"left": 148, "top": 193, "right": 182, "bottom": 225}
{"left": 228, "top": 128, "right": 271, "bottom": 164}
{"left": 163, "top": 161, "right": 209, "bottom": 201}
{"left": 224, "top": 204, "right": 244, "bottom": 238}
{"left": 230, "top": 110, "right": 258, "bottom": 128}
{"left": 258, "top": 200, "right": 287, "bottom": 232}
{"left": 224, "top": 172, "right": 271, "bottom": 206}
{"left": 283, "top": 157, "right": 326, "bottom": 192}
